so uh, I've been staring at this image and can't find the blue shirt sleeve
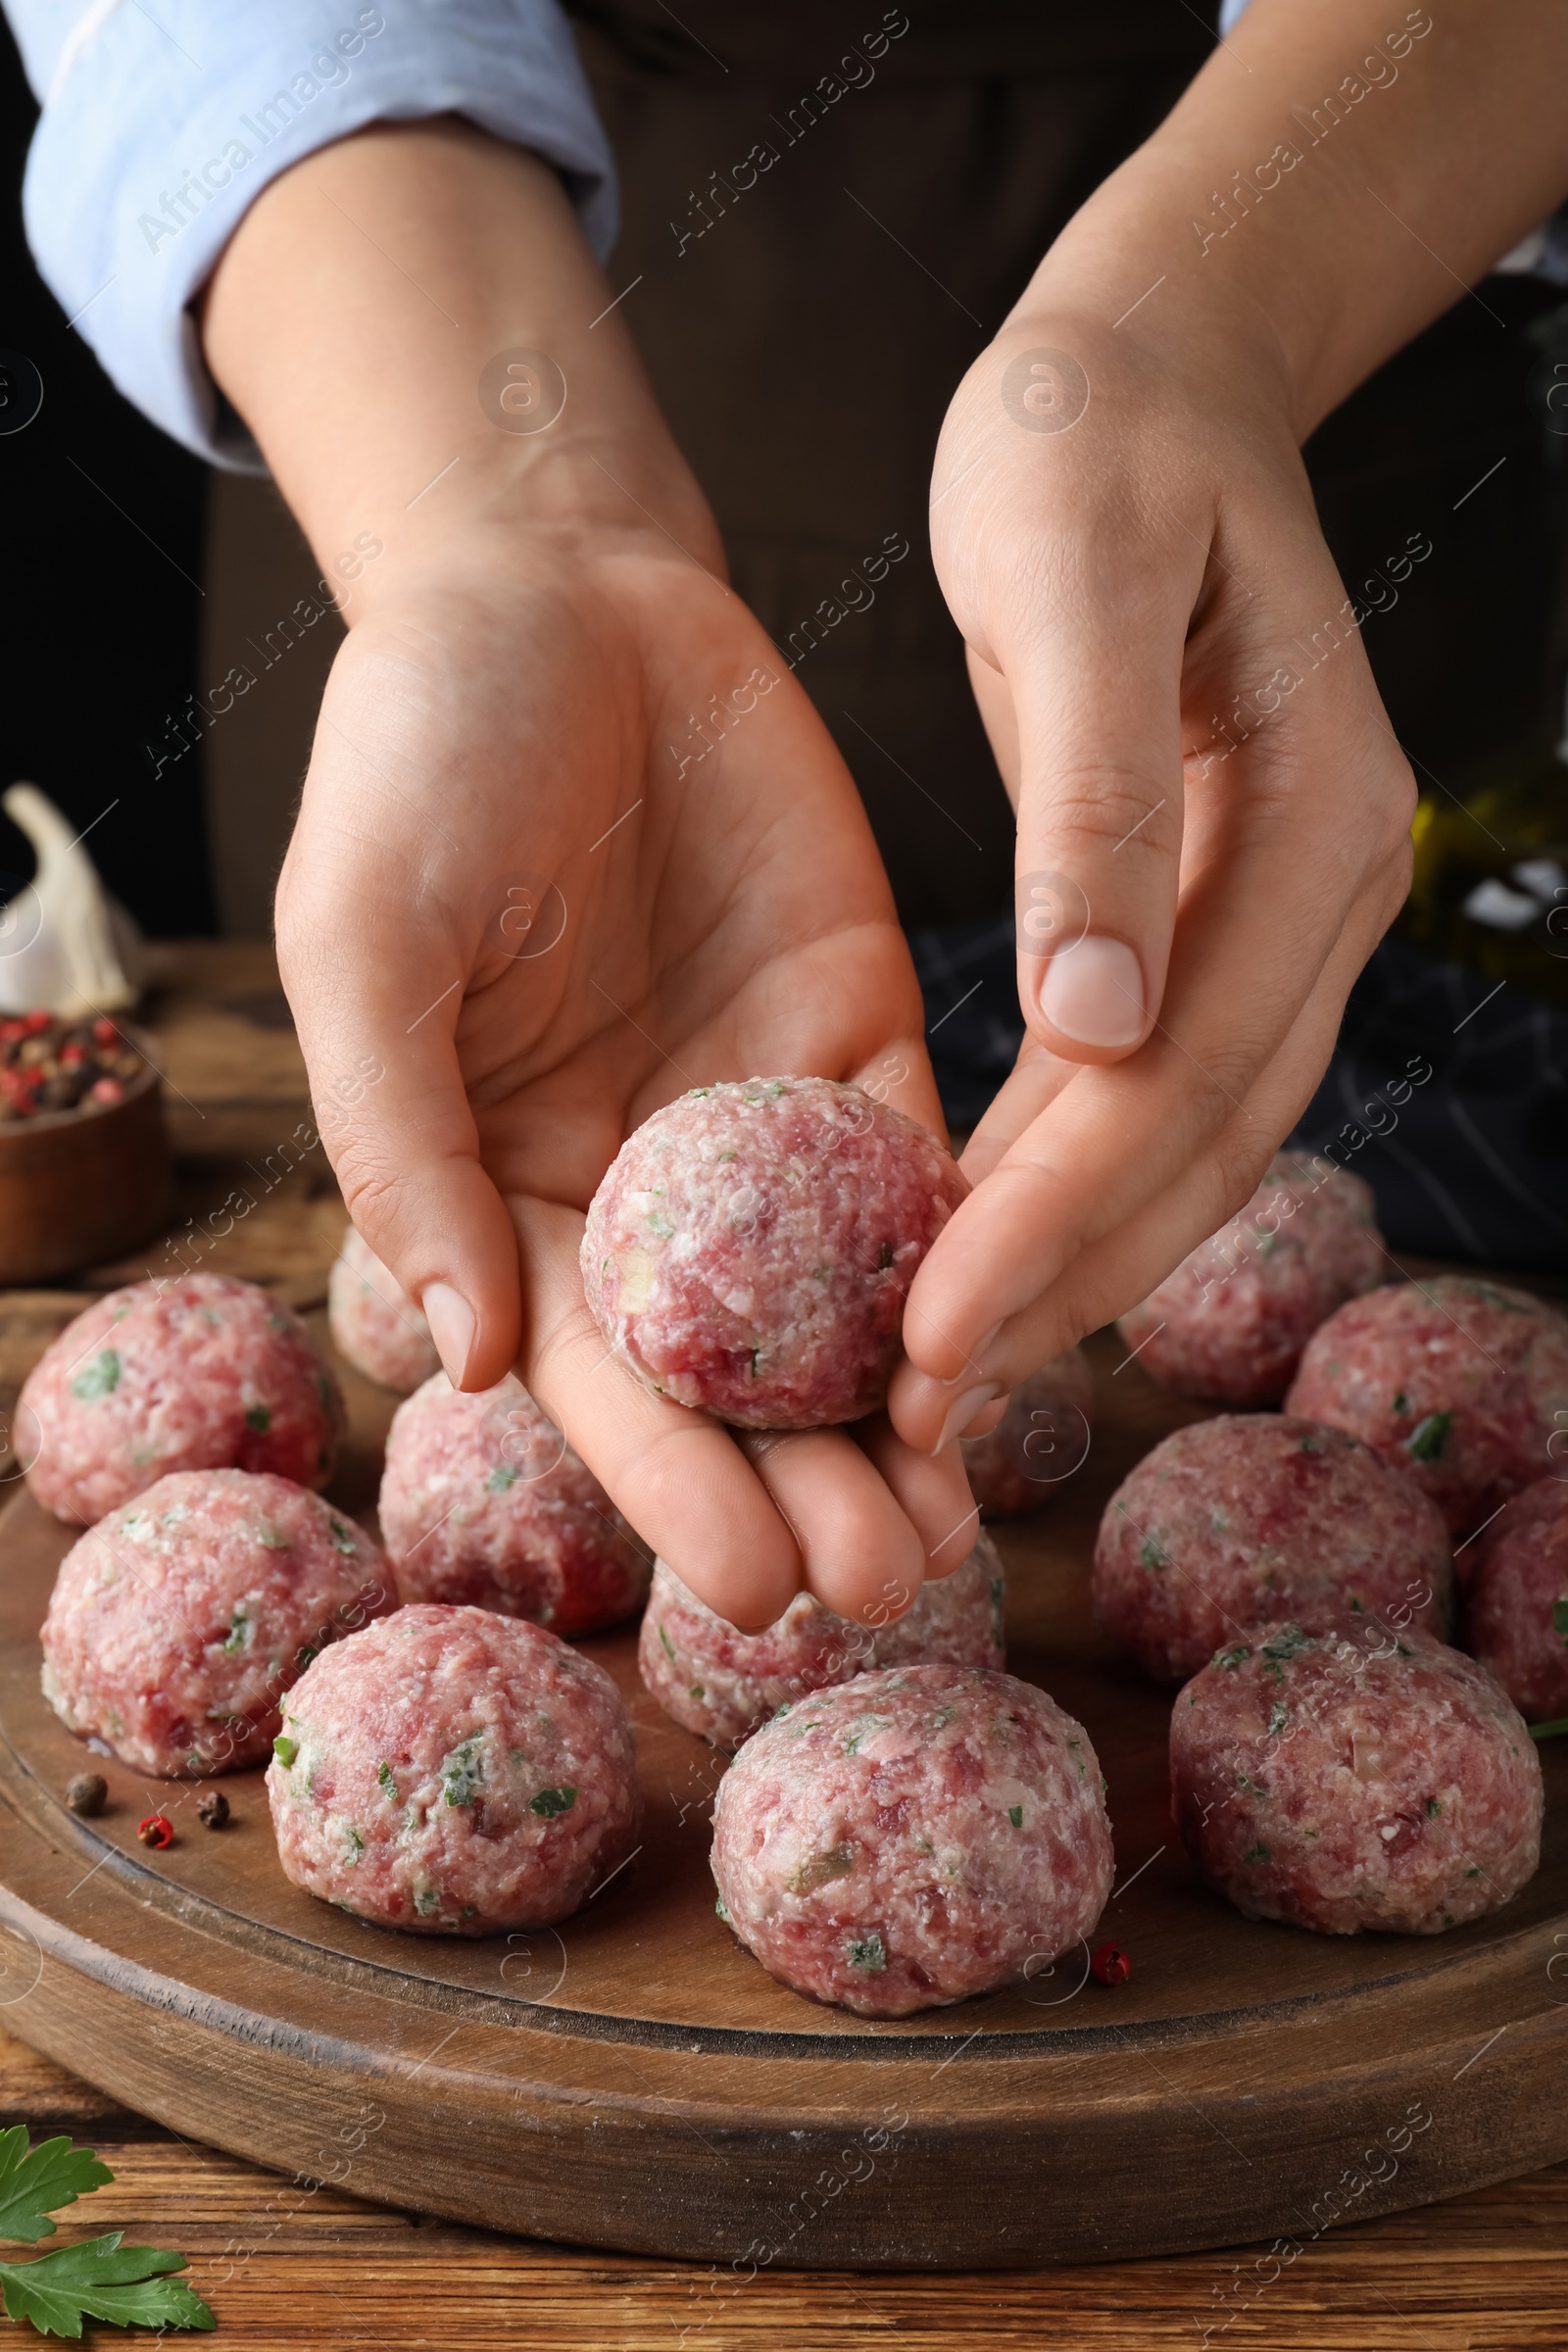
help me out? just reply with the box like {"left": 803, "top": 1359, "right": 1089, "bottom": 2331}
{"left": 5, "top": 0, "right": 617, "bottom": 468}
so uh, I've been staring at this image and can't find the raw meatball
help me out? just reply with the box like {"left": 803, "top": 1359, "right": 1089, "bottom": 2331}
{"left": 379, "top": 1373, "right": 649, "bottom": 1637}
{"left": 1285, "top": 1276, "right": 1568, "bottom": 1538}
{"left": 639, "top": 1534, "right": 1005, "bottom": 1749}
{"left": 1117, "top": 1153, "right": 1385, "bottom": 1406}
{"left": 328, "top": 1226, "right": 439, "bottom": 1394}
{"left": 40, "top": 1469, "right": 394, "bottom": 1778}
{"left": 581, "top": 1076, "right": 967, "bottom": 1430}
{"left": 961, "top": 1348, "right": 1095, "bottom": 1516}
{"left": 710, "top": 1664, "right": 1112, "bottom": 2017}
{"left": 1467, "top": 1478, "right": 1568, "bottom": 1721}
{"left": 22, "top": 1274, "right": 344, "bottom": 1526}
{"left": 268, "top": 1603, "right": 640, "bottom": 1935}
{"left": 1171, "top": 1617, "right": 1542, "bottom": 1935}
{"left": 1095, "top": 1414, "right": 1453, "bottom": 1683}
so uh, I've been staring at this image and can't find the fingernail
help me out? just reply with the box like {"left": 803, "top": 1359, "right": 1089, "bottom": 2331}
{"left": 936, "top": 1384, "right": 999, "bottom": 1451}
{"left": 1039, "top": 937, "right": 1146, "bottom": 1049}
{"left": 944, "top": 1322, "right": 1003, "bottom": 1385}
{"left": 423, "top": 1282, "right": 475, "bottom": 1388}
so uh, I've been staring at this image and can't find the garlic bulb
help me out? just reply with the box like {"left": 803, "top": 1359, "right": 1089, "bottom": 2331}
{"left": 0, "top": 784, "right": 143, "bottom": 1017}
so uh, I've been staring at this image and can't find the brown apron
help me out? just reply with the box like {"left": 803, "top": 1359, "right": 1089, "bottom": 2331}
{"left": 566, "top": 1, "right": 1213, "bottom": 927}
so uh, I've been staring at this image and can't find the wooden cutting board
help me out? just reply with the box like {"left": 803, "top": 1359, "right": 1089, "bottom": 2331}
{"left": 0, "top": 1323, "right": 1564, "bottom": 2271}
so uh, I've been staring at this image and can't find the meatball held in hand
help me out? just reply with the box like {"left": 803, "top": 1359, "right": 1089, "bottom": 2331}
{"left": 638, "top": 1534, "right": 1005, "bottom": 1749}
{"left": 328, "top": 1225, "right": 440, "bottom": 1394}
{"left": 711, "top": 1664, "right": 1112, "bottom": 2017}
{"left": 1286, "top": 1277, "right": 1568, "bottom": 1538}
{"left": 960, "top": 1348, "right": 1094, "bottom": 1516}
{"left": 1095, "top": 1415, "right": 1452, "bottom": 1684}
{"left": 1117, "top": 1154, "right": 1385, "bottom": 1407}
{"left": 40, "top": 1469, "right": 394, "bottom": 1777}
{"left": 582, "top": 1077, "right": 967, "bottom": 1429}
{"left": 22, "top": 1274, "right": 344, "bottom": 1525}
{"left": 1466, "top": 1478, "right": 1568, "bottom": 1721}
{"left": 1171, "top": 1618, "right": 1542, "bottom": 1936}
{"left": 268, "top": 1604, "right": 640, "bottom": 1935}
{"left": 379, "top": 1373, "right": 650, "bottom": 1636}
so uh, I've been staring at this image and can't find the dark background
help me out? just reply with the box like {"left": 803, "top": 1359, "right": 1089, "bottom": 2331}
{"left": 0, "top": 14, "right": 215, "bottom": 935}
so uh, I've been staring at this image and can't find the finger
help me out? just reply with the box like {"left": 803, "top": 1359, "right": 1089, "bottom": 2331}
{"left": 1004, "top": 541, "right": 1199, "bottom": 1065}
{"left": 850, "top": 1412, "right": 979, "bottom": 1580}
{"left": 894, "top": 694, "right": 1413, "bottom": 1404}
{"left": 515, "top": 1197, "right": 805, "bottom": 1632}
{"left": 277, "top": 809, "right": 521, "bottom": 1397}
{"left": 735, "top": 1427, "right": 929, "bottom": 1628}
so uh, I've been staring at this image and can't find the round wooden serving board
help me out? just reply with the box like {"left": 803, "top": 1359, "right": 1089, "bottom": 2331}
{"left": 1, "top": 1325, "right": 1566, "bottom": 2269}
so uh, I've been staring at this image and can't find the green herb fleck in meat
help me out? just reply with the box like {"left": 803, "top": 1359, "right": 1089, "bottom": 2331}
{"left": 1261, "top": 1626, "right": 1310, "bottom": 1663}
{"left": 845, "top": 1933, "right": 885, "bottom": 1974}
{"left": 1393, "top": 1390, "right": 1409, "bottom": 1414}
{"left": 245, "top": 1402, "right": 271, "bottom": 1435}
{"left": 1243, "top": 1842, "right": 1270, "bottom": 1865}
{"left": 1140, "top": 1535, "right": 1168, "bottom": 1572}
{"left": 1553, "top": 1598, "right": 1568, "bottom": 1648}
{"left": 1426, "top": 1797, "right": 1442, "bottom": 1817}
{"left": 689, "top": 1683, "right": 706, "bottom": 1700}
{"left": 1405, "top": 1411, "right": 1453, "bottom": 1464}
{"left": 71, "top": 1349, "right": 121, "bottom": 1401}
{"left": 377, "top": 1760, "right": 396, "bottom": 1797}
{"left": 486, "top": 1463, "right": 518, "bottom": 1493}
{"left": 529, "top": 1785, "right": 577, "bottom": 1819}
{"left": 1007, "top": 1804, "right": 1023, "bottom": 1828}
{"left": 1267, "top": 1700, "right": 1288, "bottom": 1737}
{"left": 344, "top": 1824, "right": 365, "bottom": 1862}
{"left": 1215, "top": 1644, "right": 1251, "bottom": 1670}
{"left": 658, "top": 1623, "right": 676, "bottom": 1661}
{"left": 271, "top": 1736, "right": 298, "bottom": 1768}
{"left": 414, "top": 1886, "right": 440, "bottom": 1917}
{"left": 441, "top": 1733, "right": 486, "bottom": 1809}
{"left": 326, "top": 1516, "right": 357, "bottom": 1555}
{"left": 222, "top": 1609, "right": 251, "bottom": 1654}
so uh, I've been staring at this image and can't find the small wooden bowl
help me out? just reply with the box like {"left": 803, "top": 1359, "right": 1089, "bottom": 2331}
{"left": 0, "top": 1035, "right": 170, "bottom": 1283}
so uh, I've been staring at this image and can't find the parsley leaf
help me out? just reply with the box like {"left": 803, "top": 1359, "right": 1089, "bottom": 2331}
{"left": 1405, "top": 1410, "right": 1453, "bottom": 1464}
{"left": 1553, "top": 1598, "right": 1568, "bottom": 1648}
{"left": 0, "top": 2132, "right": 110, "bottom": 2244}
{"left": 528, "top": 1785, "right": 576, "bottom": 1819}
{"left": 0, "top": 2129, "right": 212, "bottom": 2335}
{"left": 0, "top": 2232, "right": 215, "bottom": 2336}
{"left": 69, "top": 1351, "right": 120, "bottom": 1403}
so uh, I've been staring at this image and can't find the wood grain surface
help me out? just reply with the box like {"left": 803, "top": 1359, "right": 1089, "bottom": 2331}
{"left": 0, "top": 945, "right": 1563, "bottom": 2340}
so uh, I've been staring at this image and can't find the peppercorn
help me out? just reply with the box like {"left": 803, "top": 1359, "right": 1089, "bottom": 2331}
{"left": 1091, "top": 1940, "right": 1132, "bottom": 1987}
{"left": 65, "top": 1772, "right": 107, "bottom": 1817}
{"left": 196, "top": 1791, "right": 229, "bottom": 1830}
{"left": 136, "top": 1813, "right": 175, "bottom": 1849}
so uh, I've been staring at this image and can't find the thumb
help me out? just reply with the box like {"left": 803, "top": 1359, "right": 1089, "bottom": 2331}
{"left": 280, "top": 887, "right": 521, "bottom": 1395}
{"left": 1005, "top": 594, "right": 1188, "bottom": 1065}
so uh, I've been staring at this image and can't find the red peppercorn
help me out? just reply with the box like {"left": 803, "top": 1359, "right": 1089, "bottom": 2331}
{"left": 58, "top": 1042, "right": 86, "bottom": 1067}
{"left": 1091, "top": 1940, "right": 1131, "bottom": 1987}
{"left": 88, "top": 1077, "right": 125, "bottom": 1105}
{"left": 92, "top": 1017, "right": 119, "bottom": 1045}
{"left": 22, "top": 1009, "right": 51, "bottom": 1034}
{"left": 136, "top": 1813, "right": 175, "bottom": 1849}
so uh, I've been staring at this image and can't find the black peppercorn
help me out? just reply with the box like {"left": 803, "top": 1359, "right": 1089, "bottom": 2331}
{"left": 197, "top": 1790, "right": 229, "bottom": 1829}
{"left": 65, "top": 1772, "right": 107, "bottom": 1816}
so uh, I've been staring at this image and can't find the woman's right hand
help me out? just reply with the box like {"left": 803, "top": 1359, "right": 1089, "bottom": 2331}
{"left": 206, "top": 121, "right": 978, "bottom": 1632}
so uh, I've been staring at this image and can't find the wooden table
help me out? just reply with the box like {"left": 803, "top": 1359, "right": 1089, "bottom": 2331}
{"left": 0, "top": 942, "right": 1564, "bottom": 2349}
